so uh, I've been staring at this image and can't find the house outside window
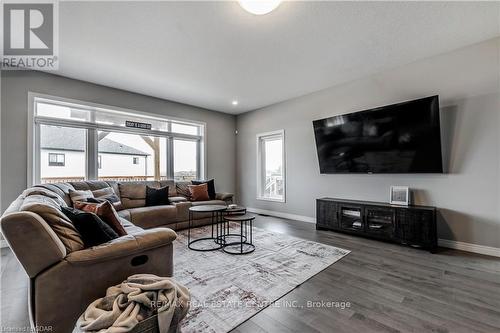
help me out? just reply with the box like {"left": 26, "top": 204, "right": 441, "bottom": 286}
{"left": 256, "top": 130, "right": 285, "bottom": 202}
{"left": 48, "top": 153, "right": 65, "bottom": 166}
{"left": 30, "top": 94, "right": 205, "bottom": 185}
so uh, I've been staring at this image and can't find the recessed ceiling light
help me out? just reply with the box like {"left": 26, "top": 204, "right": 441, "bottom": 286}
{"left": 232, "top": 100, "right": 239, "bottom": 106}
{"left": 239, "top": 0, "right": 282, "bottom": 15}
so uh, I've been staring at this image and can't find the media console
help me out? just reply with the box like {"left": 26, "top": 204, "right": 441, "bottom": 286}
{"left": 316, "top": 198, "right": 437, "bottom": 253}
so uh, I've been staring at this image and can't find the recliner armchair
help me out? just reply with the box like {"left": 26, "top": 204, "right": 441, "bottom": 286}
{"left": 1, "top": 203, "right": 176, "bottom": 333}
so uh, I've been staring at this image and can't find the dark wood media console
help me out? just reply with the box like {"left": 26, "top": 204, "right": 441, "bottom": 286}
{"left": 316, "top": 198, "right": 437, "bottom": 252}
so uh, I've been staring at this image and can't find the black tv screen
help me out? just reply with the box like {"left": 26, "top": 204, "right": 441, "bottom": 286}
{"left": 313, "top": 96, "right": 443, "bottom": 174}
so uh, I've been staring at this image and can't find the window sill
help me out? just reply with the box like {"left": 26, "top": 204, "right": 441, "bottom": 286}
{"left": 256, "top": 196, "right": 286, "bottom": 203}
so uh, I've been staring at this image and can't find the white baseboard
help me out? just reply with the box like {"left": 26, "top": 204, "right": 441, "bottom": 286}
{"left": 438, "top": 239, "right": 500, "bottom": 257}
{"left": 247, "top": 207, "right": 500, "bottom": 258}
{"left": 247, "top": 207, "right": 316, "bottom": 224}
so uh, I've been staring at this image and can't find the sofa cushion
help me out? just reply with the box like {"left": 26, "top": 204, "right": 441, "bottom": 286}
{"left": 159, "top": 180, "right": 177, "bottom": 197}
{"left": 69, "top": 189, "right": 94, "bottom": 205}
{"left": 35, "top": 183, "right": 75, "bottom": 206}
{"left": 92, "top": 187, "right": 120, "bottom": 203}
{"left": 169, "top": 196, "right": 188, "bottom": 203}
{"left": 118, "top": 217, "right": 143, "bottom": 235}
{"left": 190, "top": 200, "right": 226, "bottom": 207}
{"left": 118, "top": 183, "right": 147, "bottom": 209}
{"left": 126, "top": 205, "right": 177, "bottom": 229}
{"left": 19, "top": 195, "right": 84, "bottom": 252}
{"left": 61, "top": 207, "right": 119, "bottom": 248}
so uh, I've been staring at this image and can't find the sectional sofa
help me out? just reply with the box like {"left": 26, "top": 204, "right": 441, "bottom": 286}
{"left": 0, "top": 180, "right": 233, "bottom": 332}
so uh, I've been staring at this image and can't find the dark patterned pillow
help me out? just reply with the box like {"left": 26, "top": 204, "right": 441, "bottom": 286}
{"left": 191, "top": 179, "right": 216, "bottom": 200}
{"left": 146, "top": 186, "right": 170, "bottom": 207}
{"left": 61, "top": 207, "right": 119, "bottom": 248}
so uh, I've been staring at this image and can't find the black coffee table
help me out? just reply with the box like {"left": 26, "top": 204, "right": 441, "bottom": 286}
{"left": 188, "top": 205, "right": 228, "bottom": 251}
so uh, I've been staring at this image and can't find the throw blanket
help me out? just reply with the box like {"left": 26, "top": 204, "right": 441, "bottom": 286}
{"left": 77, "top": 274, "right": 190, "bottom": 333}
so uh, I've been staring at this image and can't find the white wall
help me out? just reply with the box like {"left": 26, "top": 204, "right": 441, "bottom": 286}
{"left": 40, "top": 150, "right": 85, "bottom": 179}
{"left": 1, "top": 71, "right": 236, "bottom": 212}
{"left": 98, "top": 153, "right": 147, "bottom": 177}
{"left": 236, "top": 38, "right": 500, "bottom": 249}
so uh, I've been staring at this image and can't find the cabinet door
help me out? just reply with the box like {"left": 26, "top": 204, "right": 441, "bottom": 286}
{"left": 339, "top": 204, "right": 364, "bottom": 232}
{"left": 365, "top": 206, "right": 395, "bottom": 239}
{"left": 317, "top": 200, "right": 339, "bottom": 229}
{"left": 396, "top": 209, "right": 436, "bottom": 248}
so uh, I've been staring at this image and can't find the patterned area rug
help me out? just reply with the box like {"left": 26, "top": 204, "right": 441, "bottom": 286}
{"left": 174, "top": 224, "right": 350, "bottom": 332}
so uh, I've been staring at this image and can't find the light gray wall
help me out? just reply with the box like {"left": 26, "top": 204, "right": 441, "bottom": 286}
{"left": 236, "top": 37, "right": 500, "bottom": 248}
{"left": 1, "top": 71, "right": 236, "bottom": 212}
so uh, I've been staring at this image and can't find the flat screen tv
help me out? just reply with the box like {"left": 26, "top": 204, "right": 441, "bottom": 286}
{"left": 312, "top": 96, "right": 443, "bottom": 174}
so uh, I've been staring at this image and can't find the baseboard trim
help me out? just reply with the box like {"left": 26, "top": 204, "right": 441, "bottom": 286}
{"left": 247, "top": 207, "right": 316, "bottom": 224}
{"left": 438, "top": 239, "right": 500, "bottom": 257}
{"left": 247, "top": 207, "right": 500, "bottom": 257}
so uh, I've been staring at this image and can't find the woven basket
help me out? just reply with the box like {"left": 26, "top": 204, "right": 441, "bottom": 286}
{"left": 130, "top": 315, "right": 159, "bottom": 333}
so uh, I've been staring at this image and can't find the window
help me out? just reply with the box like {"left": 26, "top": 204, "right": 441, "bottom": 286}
{"left": 40, "top": 125, "right": 86, "bottom": 183}
{"left": 173, "top": 139, "right": 198, "bottom": 181}
{"left": 30, "top": 94, "right": 205, "bottom": 185}
{"left": 48, "top": 153, "right": 65, "bottom": 166}
{"left": 257, "top": 130, "right": 285, "bottom": 202}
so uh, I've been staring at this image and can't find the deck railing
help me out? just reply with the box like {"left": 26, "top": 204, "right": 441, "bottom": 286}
{"left": 41, "top": 175, "right": 195, "bottom": 184}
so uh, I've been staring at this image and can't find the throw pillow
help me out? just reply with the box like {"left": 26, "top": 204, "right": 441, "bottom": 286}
{"left": 69, "top": 189, "right": 94, "bottom": 205}
{"left": 92, "top": 187, "right": 121, "bottom": 203}
{"left": 146, "top": 186, "right": 170, "bottom": 207}
{"left": 191, "top": 179, "right": 216, "bottom": 200}
{"left": 176, "top": 181, "right": 191, "bottom": 200}
{"left": 74, "top": 201, "right": 127, "bottom": 236}
{"left": 188, "top": 183, "right": 210, "bottom": 201}
{"left": 61, "top": 207, "right": 119, "bottom": 248}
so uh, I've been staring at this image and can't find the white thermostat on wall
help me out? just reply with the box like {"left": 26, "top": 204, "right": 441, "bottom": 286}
{"left": 390, "top": 186, "right": 410, "bottom": 205}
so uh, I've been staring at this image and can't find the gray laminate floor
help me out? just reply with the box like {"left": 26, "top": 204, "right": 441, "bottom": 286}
{"left": 1, "top": 215, "right": 500, "bottom": 333}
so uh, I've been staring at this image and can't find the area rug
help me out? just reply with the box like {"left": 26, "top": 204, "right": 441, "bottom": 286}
{"left": 173, "top": 224, "right": 350, "bottom": 332}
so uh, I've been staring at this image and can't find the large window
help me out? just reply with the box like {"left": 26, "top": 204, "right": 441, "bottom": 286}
{"left": 40, "top": 125, "right": 86, "bottom": 182}
{"left": 256, "top": 130, "right": 285, "bottom": 202}
{"left": 30, "top": 94, "right": 205, "bottom": 185}
{"left": 173, "top": 139, "right": 198, "bottom": 181}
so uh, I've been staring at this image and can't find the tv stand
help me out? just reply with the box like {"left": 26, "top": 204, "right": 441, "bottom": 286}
{"left": 316, "top": 198, "right": 437, "bottom": 253}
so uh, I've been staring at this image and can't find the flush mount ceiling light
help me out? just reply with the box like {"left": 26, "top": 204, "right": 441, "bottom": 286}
{"left": 239, "top": 0, "right": 282, "bottom": 15}
{"left": 232, "top": 100, "right": 239, "bottom": 106}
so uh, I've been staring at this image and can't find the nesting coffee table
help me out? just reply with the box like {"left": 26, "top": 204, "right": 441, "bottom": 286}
{"left": 187, "top": 205, "right": 227, "bottom": 251}
{"left": 187, "top": 205, "right": 255, "bottom": 254}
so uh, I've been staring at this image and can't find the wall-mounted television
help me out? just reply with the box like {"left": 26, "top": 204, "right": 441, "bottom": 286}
{"left": 312, "top": 96, "right": 443, "bottom": 174}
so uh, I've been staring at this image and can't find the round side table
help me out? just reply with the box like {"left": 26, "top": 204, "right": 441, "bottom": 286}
{"left": 223, "top": 214, "right": 255, "bottom": 255}
{"left": 188, "top": 205, "right": 227, "bottom": 251}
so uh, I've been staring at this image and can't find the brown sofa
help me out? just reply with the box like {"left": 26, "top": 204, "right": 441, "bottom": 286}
{"left": 0, "top": 180, "right": 233, "bottom": 333}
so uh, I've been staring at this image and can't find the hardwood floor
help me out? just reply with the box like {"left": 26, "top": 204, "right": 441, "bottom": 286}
{"left": 1, "top": 215, "right": 500, "bottom": 333}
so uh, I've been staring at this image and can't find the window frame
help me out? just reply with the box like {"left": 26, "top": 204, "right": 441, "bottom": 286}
{"left": 48, "top": 153, "right": 65, "bottom": 167}
{"left": 28, "top": 92, "right": 207, "bottom": 186}
{"left": 256, "top": 129, "right": 286, "bottom": 203}
{"left": 132, "top": 157, "right": 139, "bottom": 165}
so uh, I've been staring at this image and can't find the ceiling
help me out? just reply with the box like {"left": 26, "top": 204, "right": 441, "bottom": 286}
{"left": 56, "top": 1, "right": 500, "bottom": 114}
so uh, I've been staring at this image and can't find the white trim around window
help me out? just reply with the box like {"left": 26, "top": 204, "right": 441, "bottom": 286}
{"left": 27, "top": 92, "right": 207, "bottom": 186}
{"left": 256, "top": 129, "right": 286, "bottom": 203}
